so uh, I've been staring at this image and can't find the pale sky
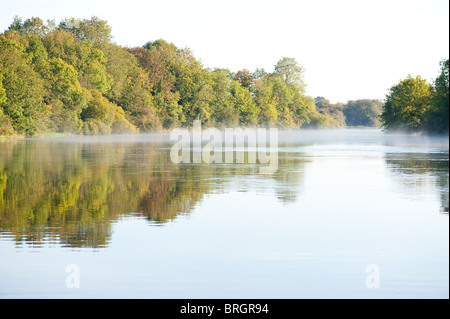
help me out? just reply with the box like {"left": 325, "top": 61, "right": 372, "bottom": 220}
{"left": 0, "top": 0, "right": 448, "bottom": 103}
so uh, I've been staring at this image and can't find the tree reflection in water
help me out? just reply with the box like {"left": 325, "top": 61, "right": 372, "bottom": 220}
{"left": 0, "top": 137, "right": 307, "bottom": 248}
{"left": 385, "top": 151, "right": 449, "bottom": 214}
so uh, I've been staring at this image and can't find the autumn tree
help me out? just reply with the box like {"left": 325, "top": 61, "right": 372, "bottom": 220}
{"left": 1, "top": 16, "right": 390, "bottom": 135}
{"left": 100, "top": 43, "right": 160, "bottom": 131}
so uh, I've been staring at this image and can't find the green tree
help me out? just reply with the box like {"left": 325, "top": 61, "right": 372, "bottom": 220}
{"left": 295, "top": 97, "right": 343, "bottom": 129}
{"left": 39, "top": 57, "right": 87, "bottom": 132}
{"left": 0, "top": 74, "right": 15, "bottom": 135}
{"left": 78, "top": 46, "right": 112, "bottom": 94}
{"left": 290, "top": 89, "right": 315, "bottom": 126}
{"left": 100, "top": 43, "right": 160, "bottom": 131}
{"left": 43, "top": 29, "right": 112, "bottom": 94}
{"left": 381, "top": 75, "right": 433, "bottom": 132}
{"left": 273, "top": 57, "right": 306, "bottom": 91}
{"left": 253, "top": 78, "right": 278, "bottom": 126}
{"left": 26, "top": 35, "right": 48, "bottom": 65}
{"left": 230, "top": 80, "right": 259, "bottom": 126}
{"left": 21, "top": 17, "right": 48, "bottom": 37}
{"left": 208, "top": 69, "right": 238, "bottom": 127}
{"left": 270, "top": 76, "right": 295, "bottom": 127}
{"left": 8, "top": 16, "right": 49, "bottom": 37}
{"left": 424, "top": 59, "right": 449, "bottom": 134}
{"left": 0, "top": 74, "right": 6, "bottom": 105}
{"left": 343, "top": 99, "right": 383, "bottom": 127}
{"left": 59, "top": 17, "right": 112, "bottom": 46}
{"left": 131, "top": 40, "right": 215, "bottom": 127}
{"left": 81, "top": 89, "right": 137, "bottom": 134}
{"left": 7, "top": 16, "right": 23, "bottom": 33}
{"left": 1, "top": 16, "right": 349, "bottom": 135}
{"left": 129, "top": 41, "right": 183, "bottom": 128}
{"left": 173, "top": 48, "right": 212, "bottom": 125}
{"left": 302, "top": 110, "right": 339, "bottom": 129}
{"left": 0, "top": 35, "right": 46, "bottom": 135}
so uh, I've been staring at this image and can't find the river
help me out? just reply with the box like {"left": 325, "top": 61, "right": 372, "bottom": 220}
{"left": 0, "top": 129, "right": 448, "bottom": 298}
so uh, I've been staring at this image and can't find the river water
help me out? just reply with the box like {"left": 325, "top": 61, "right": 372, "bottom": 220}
{"left": 0, "top": 129, "right": 448, "bottom": 298}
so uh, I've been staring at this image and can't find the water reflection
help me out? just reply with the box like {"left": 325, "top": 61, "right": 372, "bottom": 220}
{"left": 0, "top": 136, "right": 307, "bottom": 248}
{"left": 385, "top": 152, "right": 449, "bottom": 213}
{"left": 1, "top": 131, "right": 448, "bottom": 249}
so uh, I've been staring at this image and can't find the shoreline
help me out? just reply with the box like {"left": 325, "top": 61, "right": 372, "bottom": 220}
{"left": 1, "top": 127, "right": 449, "bottom": 142}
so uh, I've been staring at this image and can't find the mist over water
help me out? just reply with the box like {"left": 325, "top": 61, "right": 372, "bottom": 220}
{"left": 23, "top": 128, "right": 449, "bottom": 148}
{"left": 0, "top": 129, "right": 448, "bottom": 298}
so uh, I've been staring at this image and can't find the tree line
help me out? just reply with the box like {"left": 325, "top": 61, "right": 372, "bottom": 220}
{"left": 1, "top": 16, "right": 446, "bottom": 137}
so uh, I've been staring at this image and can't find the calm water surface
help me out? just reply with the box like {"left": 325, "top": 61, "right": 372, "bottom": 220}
{"left": 0, "top": 129, "right": 448, "bottom": 298}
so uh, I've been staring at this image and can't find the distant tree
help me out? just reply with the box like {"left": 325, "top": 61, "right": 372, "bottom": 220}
{"left": 8, "top": 16, "right": 49, "bottom": 37}
{"left": 314, "top": 97, "right": 344, "bottom": 127}
{"left": 273, "top": 57, "right": 306, "bottom": 91}
{"left": 314, "top": 96, "right": 330, "bottom": 109}
{"left": 234, "top": 69, "right": 254, "bottom": 91}
{"left": 253, "top": 68, "right": 267, "bottom": 80}
{"left": 302, "top": 110, "right": 340, "bottom": 129}
{"left": 7, "top": 16, "right": 23, "bottom": 33}
{"left": 22, "top": 17, "right": 48, "bottom": 37}
{"left": 381, "top": 76, "right": 433, "bottom": 132}
{"left": 214, "top": 68, "right": 235, "bottom": 81}
{"left": 344, "top": 99, "right": 383, "bottom": 127}
{"left": 59, "top": 17, "right": 112, "bottom": 46}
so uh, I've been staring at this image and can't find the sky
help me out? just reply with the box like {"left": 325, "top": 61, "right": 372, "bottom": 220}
{"left": 0, "top": 0, "right": 448, "bottom": 103}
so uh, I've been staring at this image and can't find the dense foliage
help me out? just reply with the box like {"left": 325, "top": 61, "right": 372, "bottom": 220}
{"left": 1, "top": 17, "right": 447, "bottom": 136}
{"left": 0, "top": 16, "right": 323, "bottom": 136}
{"left": 381, "top": 60, "right": 449, "bottom": 134}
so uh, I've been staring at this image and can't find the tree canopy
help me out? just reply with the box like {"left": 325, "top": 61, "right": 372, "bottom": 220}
{"left": 381, "top": 75, "right": 434, "bottom": 132}
{"left": 1, "top": 16, "right": 447, "bottom": 136}
{"left": 344, "top": 99, "right": 383, "bottom": 127}
{"left": 423, "top": 59, "right": 449, "bottom": 134}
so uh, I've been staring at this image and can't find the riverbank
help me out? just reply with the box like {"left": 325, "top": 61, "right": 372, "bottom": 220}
{"left": 1, "top": 127, "right": 449, "bottom": 142}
